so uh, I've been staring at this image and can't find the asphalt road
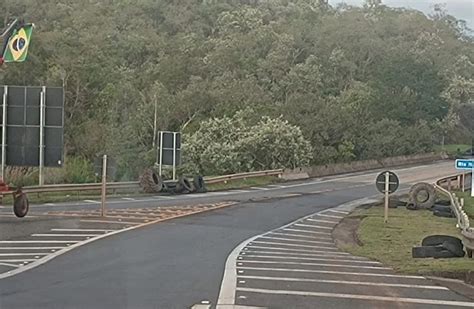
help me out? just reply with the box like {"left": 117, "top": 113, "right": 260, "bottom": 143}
{"left": 0, "top": 161, "right": 468, "bottom": 309}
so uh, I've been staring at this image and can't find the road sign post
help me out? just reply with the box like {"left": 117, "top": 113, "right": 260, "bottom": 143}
{"left": 101, "top": 155, "right": 107, "bottom": 217}
{"left": 455, "top": 159, "right": 474, "bottom": 197}
{"left": 376, "top": 171, "right": 399, "bottom": 224}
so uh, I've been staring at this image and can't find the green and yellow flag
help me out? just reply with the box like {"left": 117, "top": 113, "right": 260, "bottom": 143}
{"left": 2, "top": 24, "right": 33, "bottom": 63}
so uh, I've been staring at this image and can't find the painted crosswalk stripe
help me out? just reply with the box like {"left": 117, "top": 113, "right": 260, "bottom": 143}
{"left": 236, "top": 287, "right": 474, "bottom": 307}
{"left": 237, "top": 276, "right": 447, "bottom": 290}
{"left": 282, "top": 228, "right": 331, "bottom": 236}
{"left": 245, "top": 245, "right": 350, "bottom": 255}
{"left": 237, "top": 267, "right": 425, "bottom": 279}
{"left": 325, "top": 209, "right": 349, "bottom": 215}
{"left": 293, "top": 224, "right": 332, "bottom": 230}
{"left": 239, "top": 259, "right": 391, "bottom": 270}
{"left": 250, "top": 241, "right": 339, "bottom": 251}
{"left": 239, "top": 255, "right": 382, "bottom": 265}
{"left": 316, "top": 213, "right": 344, "bottom": 219}
{"left": 269, "top": 232, "right": 332, "bottom": 241}
{"left": 306, "top": 218, "right": 338, "bottom": 224}
{"left": 259, "top": 236, "right": 334, "bottom": 245}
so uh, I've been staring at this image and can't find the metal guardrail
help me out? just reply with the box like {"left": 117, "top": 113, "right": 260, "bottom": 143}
{"left": 0, "top": 169, "right": 284, "bottom": 197}
{"left": 435, "top": 172, "right": 473, "bottom": 257}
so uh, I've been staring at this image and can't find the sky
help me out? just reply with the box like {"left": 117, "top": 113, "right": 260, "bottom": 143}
{"left": 329, "top": 0, "right": 474, "bottom": 29}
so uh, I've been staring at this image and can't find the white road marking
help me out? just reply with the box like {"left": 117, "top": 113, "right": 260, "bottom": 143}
{"left": 83, "top": 200, "right": 101, "bottom": 204}
{"left": 282, "top": 228, "right": 331, "bottom": 235}
{"left": 122, "top": 197, "right": 137, "bottom": 201}
{"left": 32, "top": 234, "right": 101, "bottom": 237}
{"left": 325, "top": 209, "right": 349, "bottom": 215}
{"left": 44, "top": 203, "right": 56, "bottom": 206}
{"left": 306, "top": 218, "right": 338, "bottom": 224}
{"left": 239, "top": 260, "right": 391, "bottom": 270}
{"left": 0, "top": 259, "right": 39, "bottom": 263}
{"left": 0, "top": 262, "right": 20, "bottom": 268}
{"left": 236, "top": 287, "right": 474, "bottom": 307}
{"left": 251, "top": 241, "right": 338, "bottom": 251}
{"left": 51, "top": 229, "right": 113, "bottom": 232}
{"left": 269, "top": 232, "right": 332, "bottom": 241}
{"left": 153, "top": 195, "right": 175, "bottom": 200}
{"left": 259, "top": 236, "right": 334, "bottom": 245}
{"left": 230, "top": 190, "right": 252, "bottom": 193}
{"left": 0, "top": 253, "right": 49, "bottom": 256}
{"left": 317, "top": 213, "right": 344, "bottom": 219}
{"left": 237, "top": 275, "right": 447, "bottom": 290}
{"left": 250, "top": 187, "right": 270, "bottom": 191}
{"left": 0, "top": 241, "right": 77, "bottom": 244}
{"left": 268, "top": 185, "right": 287, "bottom": 188}
{"left": 239, "top": 255, "right": 381, "bottom": 265}
{"left": 246, "top": 245, "right": 350, "bottom": 255}
{"left": 278, "top": 193, "right": 302, "bottom": 198}
{"left": 241, "top": 251, "right": 371, "bottom": 261}
{"left": 237, "top": 267, "right": 425, "bottom": 279}
{"left": 293, "top": 224, "right": 332, "bottom": 230}
{"left": 0, "top": 247, "right": 64, "bottom": 250}
{"left": 80, "top": 219, "right": 139, "bottom": 225}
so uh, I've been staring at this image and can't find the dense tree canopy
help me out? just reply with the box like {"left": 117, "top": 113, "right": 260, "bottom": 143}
{"left": 1, "top": 0, "right": 473, "bottom": 179}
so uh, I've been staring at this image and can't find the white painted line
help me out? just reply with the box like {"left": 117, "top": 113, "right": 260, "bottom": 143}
{"left": 278, "top": 193, "right": 302, "bottom": 198}
{"left": 269, "top": 232, "right": 332, "bottom": 241}
{"left": 0, "top": 247, "right": 64, "bottom": 250}
{"left": 237, "top": 267, "right": 425, "bottom": 279}
{"left": 238, "top": 260, "right": 391, "bottom": 270}
{"left": 153, "top": 195, "right": 175, "bottom": 200}
{"left": 122, "top": 197, "right": 137, "bottom": 201}
{"left": 325, "top": 209, "right": 349, "bottom": 215}
{"left": 317, "top": 213, "right": 344, "bottom": 219}
{"left": 259, "top": 236, "right": 334, "bottom": 245}
{"left": 237, "top": 276, "right": 447, "bottom": 290}
{"left": 251, "top": 241, "right": 338, "bottom": 251}
{"left": 236, "top": 287, "right": 474, "bottom": 307}
{"left": 246, "top": 245, "right": 350, "bottom": 256}
{"left": 83, "top": 200, "right": 101, "bottom": 204}
{"left": 250, "top": 187, "right": 270, "bottom": 191}
{"left": 282, "top": 228, "right": 330, "bottom": 235}
{"left": 44, "top": 203, "right": 56, "bottom": 206}
{"left": 0, "top": 262, "right": 20, "bottom": 268}
{"left": 242, "top": 251, "right": 375, "bottom": 262}
{"left": 268, "top": 185, "right": 287, "bottom": 188}
{"left": 51, "top": 229, "right": 113, "bottom": 232}
{"left": 306, "top": 218, "right": 338, "bottom": 224}
{"left": 293, "top": 224, "right": 332, "bottom": 230}
{"left": 0, "top": 259, "right": 39, "bottom": 263}
{"left": 0, "top": 241, "right": 77, "bottom": 244}
{"left": 80, "top": 220, "right": 139, "bottom": 225}
{"left": 230, "top": 190, "right": 251, "bottom": 193}
{"left": 0, "top": 253, "right": 49, "bottom": 256}
{"left": 32, "top": 234, "right": 101, "bottom": 237}
{"left": 240, "top": 255, "right": 382, "bottom": 265}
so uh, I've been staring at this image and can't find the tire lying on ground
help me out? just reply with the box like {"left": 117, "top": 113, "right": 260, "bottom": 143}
{"left": 13, "top": 192, "right": 29, "bottom": 218}
{"left": 413, "top": 235, "right": 465, "bottom": 258}
{"left": 193, "top": 175, "right": 207, "bottom": 193}
{"left": 139, "top": 169, "right": 164, "bottom": 193}
{"left": 175, "top": 176, "right": 193, "bottom": 194}
{"left": 433, "top": 210, "right": 455, "bottom": 218}
{"left": 408, "top": 182, "right": 436, "bottom": 209}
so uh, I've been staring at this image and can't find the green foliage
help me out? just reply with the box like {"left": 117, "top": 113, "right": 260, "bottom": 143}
{"left": 183, "top": 112, "right": 312, "bottom": 175}
{"left": 1, "top": 0, "right": 473, "bottom": 178}
{"left": 63, "top": 157, "right": 95, "bottom": 184}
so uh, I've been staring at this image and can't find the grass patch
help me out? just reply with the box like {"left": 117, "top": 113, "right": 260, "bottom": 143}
{"left": 344, "top": 206, "right": 473, "bottom": 275}
{"left": 455, "top": 191, "right": 474, "bottom": 220}
{"left": 435, "top": 144, "right": 471, "bottom": 156}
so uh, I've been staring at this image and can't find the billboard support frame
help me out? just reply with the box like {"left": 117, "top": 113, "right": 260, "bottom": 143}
{"left": 1, "top": 86, "right": 7, "bottom": 180}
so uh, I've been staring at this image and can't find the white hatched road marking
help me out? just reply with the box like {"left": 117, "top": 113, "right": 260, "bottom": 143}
{"left": 250, "top": 187, "right": 270, "bottom": 191}
{"left": 0, "top": 247, "right": 65, "bottom": 250}
{"left": 0, "top": 253, "right": 49, "bottom": 256}
{"left": 317, "top": 213, "right": 344, "bottom": 219}
{"left": 32, "top": 234, "right": 101, "bottom": 237}
{"left": 239, "top": 255, "right": 382, "bottom": 265}
{"left": 325, "top": 209, "right": 349, "bottom": 215}
{"left": 237, "top": 267, "right": 425, "bottom": 279}
{"left": 269, "top": 232, "right": 332, "bottom": 241}
{"left": 293, "top": 224, "right": 332, "bottom": 230}
{"left": 239, "top": 260, "right": 391, "bottom": 270}
{"left": 0, "top": 262, "right": 20, "bottom": 268}
{"left": 305, "top": 218, "right": 338, "bottom": 224}
{"left": 83, "top": 200, "right": 101, "bottom": 204}
{"left": 259, "top": 236, "right": 334, "bottom": 245}
{"left": 51, "top": 229, "right": 114, "bottom": 232}
{"left": 237, "top": 276, "right": 447, "bottom": 290}
{"left": 246, "top": 245, "right": 350, "bottom": 255}
{"left": 236, "top": 287, "right": 474, "bottom": 308}
{"left": 0, "top": 259, "right": 39, "bottom": 263}
{"left": 282, "top": 228, "right": 330, "bottom": 235}
{"left": 242, "top": 251, "right": 372, "bottom": 261}
{"left": 80, "top": 219, "right": 139, "bottom": 225}
{"left": 250, "top": 241, "right": 338, "bottom": 251}
{"left": 0, "top": 241, "right": 78, "bottom": 244}
{"left": 121, "top": 197, "right": 137, "bottom": 201}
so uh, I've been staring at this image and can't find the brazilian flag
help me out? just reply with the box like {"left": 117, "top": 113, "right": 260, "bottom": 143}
{"left": 3, "top": 24, "right": 33, "bottom": 63}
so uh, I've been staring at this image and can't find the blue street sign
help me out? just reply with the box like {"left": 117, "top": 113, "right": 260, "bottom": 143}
{"left": 455, "top": 159, "right": 474, "bottom": 170}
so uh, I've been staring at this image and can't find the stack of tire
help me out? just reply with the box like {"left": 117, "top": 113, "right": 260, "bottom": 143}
{"left": 413, "top": 235, "right": 465, "bottom": 258}
{"left": 139, "top": 169, "right": 206, "bottom": 194}
{"left": 406, "top": 182, "right": 454, "bottom": 217}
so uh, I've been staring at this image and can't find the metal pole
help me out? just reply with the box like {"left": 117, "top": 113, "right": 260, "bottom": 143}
{"left": 384, "top": 171, "right": 389, "bottom": 224}
{"left": 152, "top": 98, "right": 158, "bottom": 148}
{"left": 471, "top": 168, "right": 474, "bottom": 198}
{"left": 159, "top": 131, "right": 163, "bottom": 177}
{"left": 1, "top": 86, "right": 7, "bottom": 181}
{"left": 172, "top": 132, "right": 176, "bottom": 181}
{"left": 101, "top": 154, "right": 107, "bottom": 217}
{"left": 38, "top": 87, "right": 46, "bottom": 186}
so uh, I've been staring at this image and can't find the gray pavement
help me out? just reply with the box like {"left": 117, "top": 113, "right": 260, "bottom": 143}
{"left": 0, "top": 161, "right": 470, "bottom": 309}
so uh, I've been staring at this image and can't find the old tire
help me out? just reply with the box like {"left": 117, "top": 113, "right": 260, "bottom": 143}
{"left": 176, "top": 177, "right": 192, "bottom": 193}
{"left": 13, "top": 193, "right": 29, "bottom": 218}
{"left": 431, "top": 204, "right": 451, "bottom": 212}
{"left": 433, "top": 210, "right": 454, "bottom": 218}
{"left": 409, "top": 183, "right": 436, "bottom": 209}
{"left": 436, "top": 200, "right": 451, "bottom": 206}
{"left": 412, "top": 246, "right": 455, "bottom": 258}
{"left": 422, "top": 235, "right": 462, "bottom": 247}
{"left": 193, "top": 175, "right": 207, "bottom": 193}
{"left": 139, "top": 169, "right": 164, "bottom": 193}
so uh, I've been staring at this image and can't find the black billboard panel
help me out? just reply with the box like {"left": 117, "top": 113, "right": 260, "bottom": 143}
{"left": 26, "top": 87, "right": 41, "bottom": 107}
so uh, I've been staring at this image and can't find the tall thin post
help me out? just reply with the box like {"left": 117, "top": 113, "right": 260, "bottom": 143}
{"left": 384, "top": 171, "right": 389, "bottom": 223}
{"left": 471, "top": 168, "right": 474, "bottom": 198}
{"left": 1, "top": 86, "right": 7, "bottom": 181}
{"left": 172, "top": 132, "right": 176, "bottom": 181}
{"left": 101, "top": 154, "right": 107, "bottom": 217}
{"left": 38, "top": 87, "right": 46, "bottom": 186}
{"left": 159, "top": 131, "right": 163, "bottom": 177}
